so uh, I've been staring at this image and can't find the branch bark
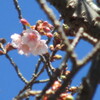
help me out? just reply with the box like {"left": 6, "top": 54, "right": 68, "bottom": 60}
{"left": 76, "top": 51, "right": 100, "bottom": 100}
{"left": 47, "top": 0, "right": 100, "bottom": 39}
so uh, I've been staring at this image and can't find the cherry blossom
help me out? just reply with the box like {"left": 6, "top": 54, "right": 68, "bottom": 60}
{"left": 11, "top": 29, "right": 48, "bottom": 56}
{"left": 31, "top": 40, "right": 48, "bottom": 56}
{"left": 11, "top": 33, "right": 22, "bottom": 48}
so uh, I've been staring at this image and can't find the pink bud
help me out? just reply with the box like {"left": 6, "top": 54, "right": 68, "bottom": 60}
{"left": 60, "top": 93, "right": 74, "bottom": 100}
{"left": 20, "top": 18, "right": 30, "bottom": 26}
{"left": 42, "top": 21, "right": 49, "bottom": 26}
{"left": 43, "top": 27, "right": 51, "bottom": 32}
{"left": 46, "top": 33, "right": 53, "bottom": 38}
{"left": 48, "top": 24, "right": 54, "bottom": 29}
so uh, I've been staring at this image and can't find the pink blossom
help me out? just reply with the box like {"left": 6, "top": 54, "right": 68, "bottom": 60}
{"left": 11, "top": 34, "right": 22, "bottom": 48}
{"left": 18, "top": 44, "right": 30, "bottom": 56}
{"left": 31, "top": 40, "right": 48, "bottom": 56}
{"left": 11, "top": 29, "right": 48, "bottom": 56}
{"left": 42, "top": 21, "right": 53, "bottom": 29}
{"left": 46, "top": 33, "right": 53, "bottom": 38}
{"left": 22, "top": 29, "right": 40, "bottom": 48}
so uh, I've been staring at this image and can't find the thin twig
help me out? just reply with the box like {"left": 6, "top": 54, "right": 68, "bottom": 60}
{"left": 33, "top": 56, "right": 44, "bottom": 76}
{"left": 43, "top": 55, "right": 55, "bottom": 72}
{"left": 13, "top": 0, "right": 26, "bottom": 30}
{"left": 0, "top": 43, "right": 28, "bottom": 84}
{"left": 42, "top": 55, "right": 52, "bottom": 79}
{"left": 82, "top": 32, "right": 98, "bottom": 45}
{"left": 77, "top": 40, "right": 100, "bottom": 67}
{"left": 71, "top": 27, "right": 83, "bottom": 49}
{"left": 50, "top": 49, "right": 57, "bottom": 60}
{"left": 5, "top": 54, "right": 28, "bottom": 84}
{"left": 14, "top": 90, "right": 41, "bottom": 100}
{"left": 17, "top": 63, "right": 46, "bottom": 97}
{"left": 34, "top": 79, "right": 49, "bottom": 83}
{"left": 59, "top": 53, "right": 69, "bottom": 70}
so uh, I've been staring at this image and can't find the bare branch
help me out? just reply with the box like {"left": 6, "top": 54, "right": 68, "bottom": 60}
{"left": 86, "top": 0, "right": 100, "bottom": 14}
{"left": 16, "top": 62, "right": 47, "bottom": 98}
{"left": 5, "top": 54, "right": 28, "bottom": 84}
{"left": 76, "top": 51, "right": 100, "bottom": 100}
{"left": 47, "top": 0, "right": 100, "bottom": 39}
{"left": 34, "top": 79, "right": 49, "bottom": 83}
{"left": 0, "top": 43, "right": 28, "bottom": 84}
{"left": 13, "top": 0, "right": 26, "bottom": 30}
{"left": 14, "top": 90, "right": 41, "bottom": 100}
{"left": 71, "top": 27, "right": 83, "bottom": 49}
{"left": 82, "top": 32, "right": 98, "bottom": 45}
{"left": 77, "top": 40, "right": 100, "bottom": 66}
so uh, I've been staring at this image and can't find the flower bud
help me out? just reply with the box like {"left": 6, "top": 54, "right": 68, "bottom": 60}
{"left": 63, "top": 24, "right": 69, "bottom": 30}
{"left": 65, "top": 94, "right": 74, "bottom": 100}
{"left": 46, "top": 33, "right": 53, "bottom": 38}
{"left": 65, "top": 71, "right": 70, "bottom": 75}
{"left": 49, "top": 45, "right": 54, "bottom": 51}
{"left": 20, "top": 18, "right": 30, "bottom": 26}
{"left": 53, "top": 55, "right": 62, "bottom": 60}
{"left": 55, "top": 44, "right": 61, "bottom": 50}
{"left": 60, "top": 93, "right": 74, "bottom": 100}
{"left": 43, "top": 27, "right": 51, "bottom": 32}
{"left": 60, "top": 75, "right": 66, "bottom": 79}
{"left": 69, "top": 86, "right": 77, "bottom": 92}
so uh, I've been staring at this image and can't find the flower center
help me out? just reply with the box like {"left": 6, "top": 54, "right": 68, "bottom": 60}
{"left": 29, "top": 33, "right": 37, "bottom": 40}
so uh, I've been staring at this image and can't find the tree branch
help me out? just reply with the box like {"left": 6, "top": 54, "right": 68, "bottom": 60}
{"left": 76, "top": 51, "right": 100, "bottom": 100}
{"left": 13, "top": 0, "right": 26, "bottom": 30}
{"left": 47, "top": 0, "right": 100, "bottom": 39}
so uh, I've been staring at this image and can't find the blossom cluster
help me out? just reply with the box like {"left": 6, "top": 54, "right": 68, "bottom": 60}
{"left": 34, "top": 20, "right": 53, "bottom": 38}
{"left": 11, "top": 19, "right": 53, "bottom": 56}
{"left": 11, "top": 29, "right": 48, "bottom": 56}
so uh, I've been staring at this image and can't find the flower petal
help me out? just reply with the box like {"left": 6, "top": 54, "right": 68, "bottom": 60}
{"left": 32, "top": 40, "right": 48, "bottom": 56}
{"left": 11, "top": 34, "right": 22, "bottom": 48}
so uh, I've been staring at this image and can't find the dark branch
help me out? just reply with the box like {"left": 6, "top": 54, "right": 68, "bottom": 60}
{"left": 13, "top": 0, "right": 26, "bottom": 30}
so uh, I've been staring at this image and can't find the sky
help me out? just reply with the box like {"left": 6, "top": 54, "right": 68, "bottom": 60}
{"left": 0, "top": 0, "right": 100, "bottom": 100}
